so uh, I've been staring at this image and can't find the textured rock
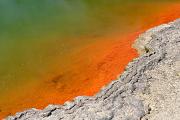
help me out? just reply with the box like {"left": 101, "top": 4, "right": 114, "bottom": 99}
{"left": 4, "top": 19, "right": 180, "bottom": 120}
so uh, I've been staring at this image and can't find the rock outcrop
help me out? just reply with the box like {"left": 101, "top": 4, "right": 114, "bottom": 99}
{"left": 5, "top": 19, "right": 180, "bottom": 120}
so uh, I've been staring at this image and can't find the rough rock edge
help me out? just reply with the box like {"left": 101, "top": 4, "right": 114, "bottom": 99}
{"left": 4, "top": 19, "right": 180, "bottom": 120}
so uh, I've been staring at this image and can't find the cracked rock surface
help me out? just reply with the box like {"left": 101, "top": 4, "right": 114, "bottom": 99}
{"left": 5, "top": 19, "right": 180, "bottom": 120}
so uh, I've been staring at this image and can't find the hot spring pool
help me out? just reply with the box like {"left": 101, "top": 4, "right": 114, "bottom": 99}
{"left": 1, "top": 0, "right": 180, "bottom": 118}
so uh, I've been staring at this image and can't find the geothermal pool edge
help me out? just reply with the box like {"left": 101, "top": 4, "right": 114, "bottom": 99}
{"left": 5, "top": 19, "right": 180, "bottom": 120}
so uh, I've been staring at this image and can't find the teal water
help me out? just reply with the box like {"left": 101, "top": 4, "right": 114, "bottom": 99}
{"left": 0, "top": 0, "right": 151, "bottom": 93}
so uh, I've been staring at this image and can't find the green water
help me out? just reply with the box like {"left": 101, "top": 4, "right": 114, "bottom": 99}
{"left": 0, "top": 0, "right": 178, "bottom": 95}
{"left": 0, "top": 0, "right": 93, "bottom": 93}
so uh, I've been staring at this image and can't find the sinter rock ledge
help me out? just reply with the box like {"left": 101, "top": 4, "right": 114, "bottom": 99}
{"left": 5, "top": 19, "right": 180, "bottom": 120}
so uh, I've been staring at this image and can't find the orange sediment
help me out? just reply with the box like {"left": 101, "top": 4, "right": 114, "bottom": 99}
{"left": 1, "top": 3, "right": 180, "bottom": 119}
{"left": 0, "top": 32, "right": 139, "bottom": 119}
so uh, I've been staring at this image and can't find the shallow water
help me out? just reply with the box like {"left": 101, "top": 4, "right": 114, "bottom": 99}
{"left": 1, "top": 0, "right": 180, "bottom": 118}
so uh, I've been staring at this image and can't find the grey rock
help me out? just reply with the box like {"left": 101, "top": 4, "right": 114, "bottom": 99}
{"left": 4, "top": 19, "right": 180, "bottom": 120}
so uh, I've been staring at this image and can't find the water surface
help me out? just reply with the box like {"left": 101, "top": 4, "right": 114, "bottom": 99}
{"left": 1, "top": 0, "right": 180, "bottom": 118}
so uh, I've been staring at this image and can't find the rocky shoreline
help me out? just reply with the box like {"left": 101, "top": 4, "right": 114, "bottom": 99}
{"left": 5, "top": 19, "right": 180, "bottom": 120}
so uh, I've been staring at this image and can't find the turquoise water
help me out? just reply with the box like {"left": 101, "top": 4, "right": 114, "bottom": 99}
{"left": 0, "top": 0, "right": 146, "bottom": 93}
{"left": 0, "top": 0, "right": 178, "bottom": 93}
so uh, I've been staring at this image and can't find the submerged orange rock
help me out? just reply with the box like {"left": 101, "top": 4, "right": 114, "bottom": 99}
{"left": 0, "top": 33, "right": 138, "bottom": 119}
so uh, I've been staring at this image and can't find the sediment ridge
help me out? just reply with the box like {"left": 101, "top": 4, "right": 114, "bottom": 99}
{"left": 5, "top": 19, "right": 180, "bottom": 120}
